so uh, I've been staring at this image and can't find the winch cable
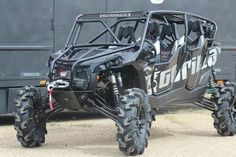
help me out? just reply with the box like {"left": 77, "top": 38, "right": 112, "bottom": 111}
{"left": 48, "top": 87, "right": 54, "bottom": 110}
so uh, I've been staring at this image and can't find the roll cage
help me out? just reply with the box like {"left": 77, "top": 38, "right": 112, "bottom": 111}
{"left": 65, "top": 11, "right": 148, "bottom": 48}
{"left": 50, "top": 11, "right": 217, "bottom": 77}
{"left": 64, "top": 10, "right": 217, "bottom": 50}
{"left": 141, "top": 11, "right": 217, "bottom": 49}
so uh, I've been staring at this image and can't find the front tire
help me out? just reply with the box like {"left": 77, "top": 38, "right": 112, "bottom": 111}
{"left": 116, "top": 88, "right": 152, "bottom": 156}
{"left": 14, "top": 86, "right": 47, "bottom": 147}
{"left": 212, "top": 81, "right": 236, "bottom": 136}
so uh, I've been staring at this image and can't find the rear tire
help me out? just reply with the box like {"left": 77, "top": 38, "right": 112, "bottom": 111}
{"left": 116, "top": 88, "right": 152, "bottom": 156}
{"left": 212, "top": 81, "right": 236, "bottom": 136}
{"left": 14, "top": 86, "right": 47, "bottom": 147}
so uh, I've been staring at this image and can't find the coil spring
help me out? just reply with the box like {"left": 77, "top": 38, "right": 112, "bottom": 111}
{"left": 110, "top": 73, "right": 120, "bottom": 105}
{"left": 210, "top": 78, "right": 214, "bottom": 87}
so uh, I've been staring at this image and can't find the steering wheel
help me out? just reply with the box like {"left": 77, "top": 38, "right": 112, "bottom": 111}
{"left": 143, "top": 39, "right": 157, "bottom": 58}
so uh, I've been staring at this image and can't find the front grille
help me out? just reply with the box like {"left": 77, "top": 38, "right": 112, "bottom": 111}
{"left": 53, "top": 60, "right": 90, "bottom": 90}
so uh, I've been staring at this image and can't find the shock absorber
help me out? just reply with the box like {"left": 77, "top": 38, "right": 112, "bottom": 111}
{"left": 110, "top": 72, "right": 120, "bottom": 105}
{"left": 117, "top": 72, "right": 123, "bottom": 87}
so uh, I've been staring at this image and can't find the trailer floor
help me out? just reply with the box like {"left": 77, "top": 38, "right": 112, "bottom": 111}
{"left": 0, "top": 109, "right": 236, "bottom": 157}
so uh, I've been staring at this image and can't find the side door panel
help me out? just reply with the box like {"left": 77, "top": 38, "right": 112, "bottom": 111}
{"left": 151, "top": 45, "right": 185, "bottom": 95}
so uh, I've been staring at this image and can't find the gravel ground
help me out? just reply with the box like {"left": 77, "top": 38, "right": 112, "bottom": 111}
{"left": 0, "top": 109, "right": 236, "bottom": 157}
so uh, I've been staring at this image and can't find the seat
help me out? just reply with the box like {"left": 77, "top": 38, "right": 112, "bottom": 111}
{"left": 159, "top": 24, "right": 176, "bottom": 62}
{"left": 142, "top": 22, "right": 161, "bottom": 62}
{"left": 146, "top": 22, "right": 160, "bottom": 42}
{"left": 117, "top": 25, "right": 136, "bottom": 43}
{"left": 187, "top": 20, "right": 205, "bottom": 48}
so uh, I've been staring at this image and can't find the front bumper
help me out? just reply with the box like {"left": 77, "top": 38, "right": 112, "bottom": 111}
{"left": 47, "top": 79, "right": 93, "bottom": 110}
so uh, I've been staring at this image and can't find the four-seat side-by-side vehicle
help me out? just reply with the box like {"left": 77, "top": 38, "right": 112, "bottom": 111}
{"left": 13, "top": 11, "right": 236, "bottom": 156}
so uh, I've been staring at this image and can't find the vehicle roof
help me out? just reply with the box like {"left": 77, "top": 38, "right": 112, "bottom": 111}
{"left": 77, "top": 10, "right": 216, "bottom": 25}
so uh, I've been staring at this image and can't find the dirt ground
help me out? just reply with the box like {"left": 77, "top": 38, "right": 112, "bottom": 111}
{"left": 0, "top": 109, "right": 236, "bottom": 157}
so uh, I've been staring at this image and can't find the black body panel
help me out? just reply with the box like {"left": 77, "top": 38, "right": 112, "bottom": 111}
{"left": 150, "top": 85, "right": 206, "bottom": 107}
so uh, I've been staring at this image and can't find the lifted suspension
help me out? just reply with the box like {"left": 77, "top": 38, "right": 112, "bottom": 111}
{"left": 110, "top": 72, "right": 120, "bottom": 105}
{"left": 194, "top": 98, "right": 218, "bottom": 111}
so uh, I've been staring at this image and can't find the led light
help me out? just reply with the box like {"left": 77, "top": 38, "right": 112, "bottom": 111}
{"left": 114, "top": 58, "right": 122, "bottom": 66}
{"left": 96, "top": 74, "right": 100, "bottom": 80}
{"left": 217, "top": 80, "right": 223, "bottom": 86}
{"left": 150, "top": 0, "right": 165, "bottom": 4}
{"left": 39, "top": 80, "right": 46, "bottom": 87}
{"left": 105, "top": 62, "right": 111, "bottom": 68}
{"left": 60, "top": 71, "right": 68, "bottom": 77}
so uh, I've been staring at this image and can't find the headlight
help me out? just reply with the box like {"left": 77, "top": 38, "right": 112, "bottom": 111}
{"left": 95, "top": 57, "right": 123, "bottom": 72}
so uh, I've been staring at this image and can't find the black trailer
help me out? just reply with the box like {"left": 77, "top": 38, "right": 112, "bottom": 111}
{"left": 214, "top": 46, "right": 236, "bottom": 83}
{"left": 0, "top": 46, "right": 51, "bottom": 115}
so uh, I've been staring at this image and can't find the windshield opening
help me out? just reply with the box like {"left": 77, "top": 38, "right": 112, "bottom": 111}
{"left": 66, "top": 15, "right": 147, "bottom": 48}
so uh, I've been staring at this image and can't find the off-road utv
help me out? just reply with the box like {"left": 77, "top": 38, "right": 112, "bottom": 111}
{"left": 14, "top": 11, "right": 236, "bottom": 156}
